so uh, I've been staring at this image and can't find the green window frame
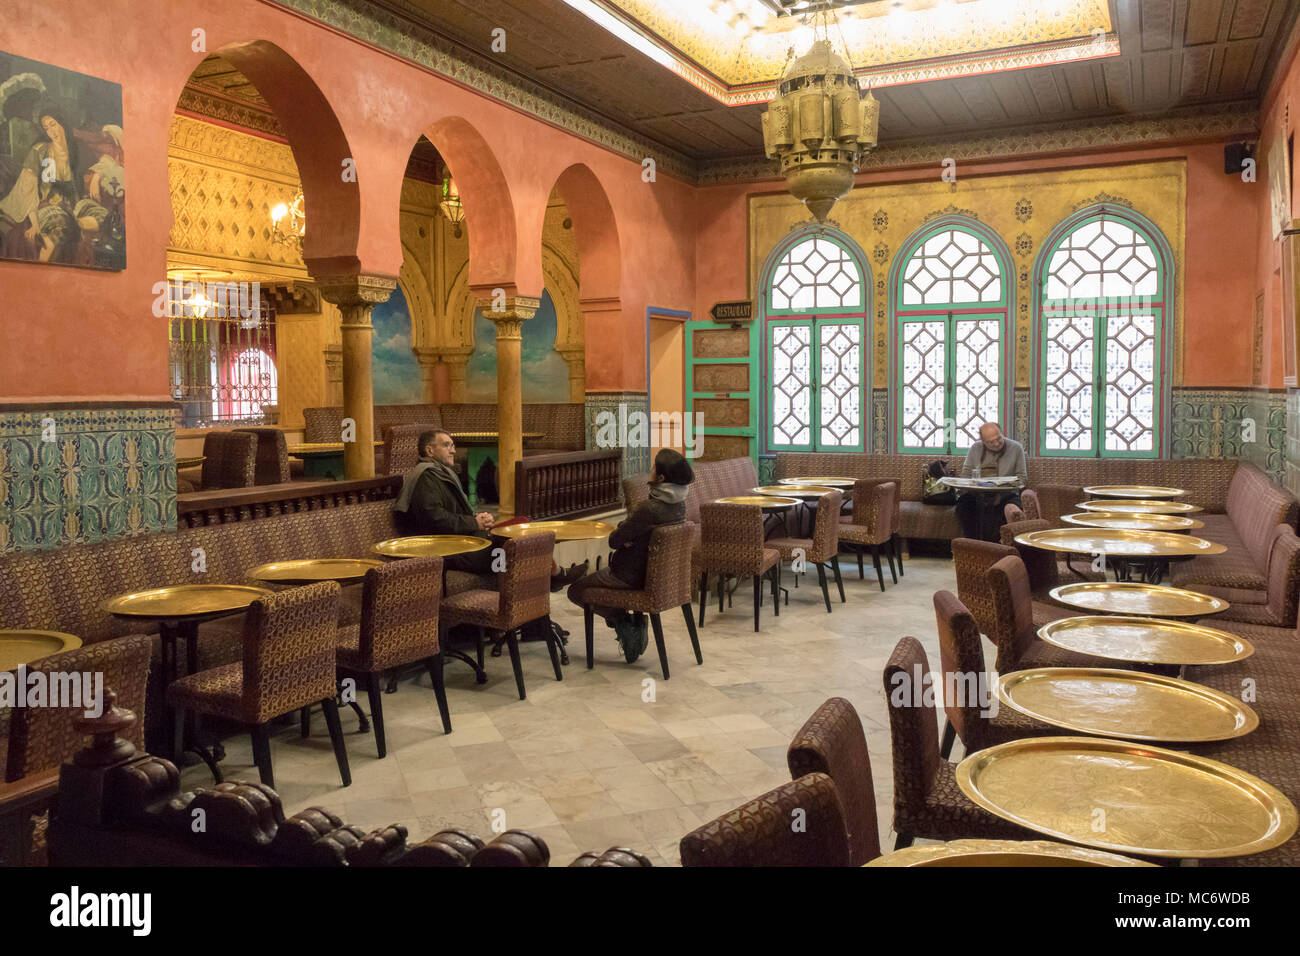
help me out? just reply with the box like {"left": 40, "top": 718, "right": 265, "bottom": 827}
{"left": 893, "top": 222, "right": 1011, "bottom": 454}
{"left": 1036, "top": 211, "right": 1168, "bottom": 458}
{"left": 761, "top": 229, "right": 869, "bottom": 454}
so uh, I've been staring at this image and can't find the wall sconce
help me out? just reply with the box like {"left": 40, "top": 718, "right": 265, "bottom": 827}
{"left": 270, "top": 191, "right": 306, "bottom": 253}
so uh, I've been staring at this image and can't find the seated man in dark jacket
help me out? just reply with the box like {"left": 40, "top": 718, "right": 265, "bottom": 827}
{"left": 392, "top": 428, "right": 496, "bottom": 574}
{"left": 567, "top": 448, "right": 694, "bottom": 662}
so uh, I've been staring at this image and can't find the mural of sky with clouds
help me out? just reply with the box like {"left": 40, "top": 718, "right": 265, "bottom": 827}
{"left": 466, "top": 289, "right": 569, "bottom": 403}
{"left": 370, "top": 285, "right": 423, "bottom": 405}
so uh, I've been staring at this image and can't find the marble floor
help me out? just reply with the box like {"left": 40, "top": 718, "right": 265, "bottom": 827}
{"left": 178, "top": 553, "right": 962, "bottom": 866}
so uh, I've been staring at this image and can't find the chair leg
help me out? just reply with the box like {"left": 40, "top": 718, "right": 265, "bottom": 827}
{"left": 939, "top": 718, "right": 957, "bottom": 760}
{"left": 321, "top": 697, "right": 352, "bottom": 787}
{"left": 505, "top": 630, "right": 527, "bottom": 700}
{"left": 894, "top": 533, "right": 905, "bottom": 576}
{"left": 871, "top": 546, "right": 886, "bottom": 592}
{"left": 815, "top": 563, "right": 832, "bottom": 613}
{"left": 719, "top": 575, "right": 725, "bottom": 613}
{"left": 752, "top": 575, "right": 762, "bottom": 632}
{"left": 680, "top": 603, "right": 702, "bottom": 664}
{"left": 857, "top": 549, "right": 865, "bottom": 580}
{"left": 250, "top": 723, "right": 274, "bottom": 790}
{"left": 698, "top": 571, "right": 709, "bottom": 626}
{"left": 543, "top": 618, "right": 564, "bottom": 682}
{"left": 475, "top": 627, "right": 486, "bottom": 672}
{"left": 299, "top": 706, "right": 311, "bottom": 738}
{"left": 426, "top": 653, "right": 452, "bottom": 734}
{"left": 886, "top": 539, "right": 899, "bottom": 584}
{"left": 347, "top": 699, "right": 370, "bottom": 733}
{"left": 894, "top": 832, "right": 914, "bottom": 851}
{"left": 650, "top": 612, "right": 670, "bottom": 679}
{"left": 771, "top": 564, "right": 780, "bottom": 616}
{"left": 831, "top": 555, "right": 845, "bottom": 603}
{"left": 366, "top": 672, "right": 386, "bottom": 759}
{"left": 584, "top": 607, "right": 595, "bottom": 669}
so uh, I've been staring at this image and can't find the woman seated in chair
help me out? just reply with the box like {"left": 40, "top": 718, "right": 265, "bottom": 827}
{"left": 568, "top": 448, "right": 694, "bottom": 662}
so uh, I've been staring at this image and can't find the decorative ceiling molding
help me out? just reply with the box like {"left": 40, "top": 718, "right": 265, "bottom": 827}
{"left": 695, "top": 103, "right": 1261, "bottom": 185}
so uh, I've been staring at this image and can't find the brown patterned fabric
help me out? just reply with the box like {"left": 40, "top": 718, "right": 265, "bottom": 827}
{"left": 1029, "top": 485, "right": 1085, "bottom": 526}
{"left": 338, "top": 556, "right": 443, "bottom": 672}
{"left": 1170, "top": 545, "right": 1269, "bottom": 592}
{"left": 1214, "top": 525, "right": 1300, "bottom": 628}
{"left": 679, "top": 772, "right": 852, "bottom": 867}
{"left": 1004, "top": 502, "right": 1025, "bottom": 523}
{"left": 775, "top": 453, "right": 957, "bottom": 502}
{"left": 233, "top": 427, "right": 291, "bottom": 484}
{"left": 768, "top": 490, "right": 843, "bottom": 564}
{"left": 571, "top": 522, "right": 694, "bottom": 614}
{"left": 698, "top": 503, "right": 778, "bottom": 577}
{"left": 932, "top": 590, "right": 1058, "bottom": 754}
{"left": 1224, "top": 463, "right": 1300, "bottom": 568}
{"left": 522, "top": 404, "right": 586, "bottom": 451}
{"left": 839, "top": 481, "right": 894, "bottom": 545}
{"left": 1018, "top": 489, "right": 1042, "bottom": 521}
{"left": 898, "top": 501, "right": 962, "bottom": 540}
{"left": 998, "top": 518, "right": 1062, "bottom": 594}
{"left": 786, "top": 697, "right": 881, "bottom": 866}
{"left": 441, "top": 533, "right": 553, "bottom": 632}
{"left": 169, "top": 582, "right": 341, "bottom": 725}
{"left": 303, "top": 406, "right": 346, "bottom": 443}
{"left": 198, "top": 430, "right": 257, "bottom": 490}
{"left": 623, "top": 457, "right": 758, "bottom": 525}
{"left": 4, "top": 633, "right": 151, "bottom": 782}
{"left": 882, "top": 637, "right": 1037, "bottom": 841}
{"left": 951, "top": 537, "right": 1017, "bottom": 636}
{"left": 986, "top": 555, "right": 1103, "bottom": 672}
{"left": 380, "top": 423, "right": 440, "bottom": 476}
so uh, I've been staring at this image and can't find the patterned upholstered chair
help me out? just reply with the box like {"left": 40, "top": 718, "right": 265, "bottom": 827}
{"left": 4, "top": 634, "right": 152, "bottom": 782}
{"left": 1018, "top": 489, "right": 1041, "bottom": 521}
{"left": 334, "top": 556, "right": 451, "bottom": 757}
{"left": 786, "top": 697, "right": 881, "bottom": 866}
{"left": 679, "top": 772, "right": 852, "bottom": 867}
{"left": 233, "top": 427, "right": 292, "bottom": 484}
{"left": 194, "top": 430, "right": 258, "bottom": 491}
{"left": 951, "top": 537, "right": 1018, "bottom": 635}
{"left": 380, "top": 423, "right": 439, "bottom": 477}
{"left": 768, "top": 490, "right": 845, "bottom": 613}
{"left": 439, "top": 532, "right": 562, "bottom": 700}
{"left": 838, "top": 480, "right": 897, "bottom": 591}
{"left": 1030, "top": 484, "right": 1084, "bottom": 526}
{"left": 167, "top": 582, "right": 351, "bottom": 789}
{"left": 1001, "top": 516, "right": 1103, "bottom": 587}
{"left": 932, "top": 590, "right": 1059, "bottom": 760}
{"left": 696, "top": 502, "right": 780, "bottom": 632}
{"left": 571, "top": 522, "right": 700, "bottom": 679}
{"left": 883, "top": 636, "right": 1038, "bottom": 848}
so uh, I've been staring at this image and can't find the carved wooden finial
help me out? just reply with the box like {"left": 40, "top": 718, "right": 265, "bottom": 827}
{"left": 71, "top": 690, "right": 138, "bottom": 767}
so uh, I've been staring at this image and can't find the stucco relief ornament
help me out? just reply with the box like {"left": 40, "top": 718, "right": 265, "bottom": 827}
{"left": 761, "top": 18, "right": 879, "bottom": 224}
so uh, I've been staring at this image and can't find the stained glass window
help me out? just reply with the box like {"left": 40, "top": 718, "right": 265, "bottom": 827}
{"left": 1038, "top": 213, "right": 1165, "bottom": 457}
{"left": 764, "top": 232, "right": 867, "bottom": 452}
{"left": 895, "top": 225, "right": 1009, "bottom": 453}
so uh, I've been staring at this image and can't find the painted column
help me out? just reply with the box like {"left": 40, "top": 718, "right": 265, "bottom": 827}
{"left": 441, "top": 351, "right": 472, "bottom": 402}
{"left": 412, "top": 347, "right": 446, "bottom": 404}
{"left": 318, "top": 274, "right": 397, "bottom": 480}
{"left": 556, "top": 346, "right": 586, "bottom": 405}
{"left": 322, "top": 345, "right": 343, "bottom": 407}
{"left": 475, "top": 293, "right": 539, "bottom": 517}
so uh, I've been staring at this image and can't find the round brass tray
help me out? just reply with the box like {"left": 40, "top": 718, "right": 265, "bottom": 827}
{"left": 1038, "top": 615, "right": 1253, "bottom": 666}
{"left": 247, "top": 558, "right": 383, "bottom": 585}
{"left": 1083, "top": 484, "right": 1186, "bottom": 499}
{"left": 1061, "top": 511, "right": 1204, "bottom": 532}
{"left": 1071, "top": 502, "right": 1201, "bottom": 515}
{"left": 864, "top": 838, "right": 1156, "bottom": 868}
{"left": 956, "top": 736, "right": 1299, "bottom": 859}
{"left": 0, "top": 630, "right": 83, "bottom": 671}
{"left": 372, "top": 535, "right": 492, "bottom": 558}
{"left": 105, "top": 584, "right": 272, "bottom": 619}
{"left": 1014, "top": 527, "right": 1226, "bottom": 558}
{"left": 1075, "top": 499, "right": 1203, "bottom": 515}
{"left": 714, "top": 495, "right": 801, "bottom": 509}
{"left": 751, "top": 485, "right": 834, "bottom": 498}
{"left": 491, "top": 520, "right": 614, "bottom": 542}
{"left": 779, "top": 476, "right": 855, "bottom": 487}
{"left": 288, "top": 441, "right": 384, "bottom": 455}
{"left": 997, "top": 667, "right": 1258, "bottom": 742}
{"left": 1048, "top": 582, "right": 1228, "bottom": 618}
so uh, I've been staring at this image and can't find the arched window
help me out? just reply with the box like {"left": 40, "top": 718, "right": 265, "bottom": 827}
{"left": 892, "top": 221, "right": 1011, "bottom": 453}
{"left": 761, "top": 230, "right": 869, "bottom": 452}
{"left": 1035, "top": 209, "right": 1169, "bottom": 457}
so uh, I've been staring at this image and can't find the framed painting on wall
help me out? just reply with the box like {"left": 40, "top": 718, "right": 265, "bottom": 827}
{"left": 1268, "top": 134, "right": 1291, "bottom": 241}
{"left": 0, "top": 51, "right": 124, "bottom": 270}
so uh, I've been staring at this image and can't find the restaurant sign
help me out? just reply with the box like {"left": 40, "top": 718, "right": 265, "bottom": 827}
{"left": 709, "top": 300, "right": 753, "bottom": 324}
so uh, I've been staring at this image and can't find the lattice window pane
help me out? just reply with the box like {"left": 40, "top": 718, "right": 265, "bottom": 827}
{"left": 1042, "top": 313, "right": 1096, "bottom": 452}
{"left": 953, "top": 318, "right": 1002, "bottom": 447}
{"left": 168, "top": 295, "right": 277, "bottom": 428}
{"left": 901, "top": 229, "right": 1002, "bottom": 306}
{"left": 900, "top": 320, "right": 947, "bottom": 449}
{"left": 1045, "top": 218, "right": 1159, "bottom": 301}
{"left": 771, "top": 237, "right": 863, "bottom": 311}
{"left": 818, "top": 323, "right": 861, "bottom": 448}
{"left": 1104, "top": 314, "right": 1157, "bottom": 452}
{"left": 770, "top": 324, "right": 812, "bottom": 446}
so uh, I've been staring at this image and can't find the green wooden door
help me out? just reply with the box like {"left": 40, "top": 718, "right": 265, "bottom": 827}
{"left": 684, "top": 319, "right": 758, "bottom": 462}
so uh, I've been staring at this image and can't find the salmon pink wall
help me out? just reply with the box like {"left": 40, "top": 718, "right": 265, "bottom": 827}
{"left": 0, "top": 0, "right": 697, "bottom": 401}
{"left": 694, "top": 142, "right": 1261, "bottom": 389}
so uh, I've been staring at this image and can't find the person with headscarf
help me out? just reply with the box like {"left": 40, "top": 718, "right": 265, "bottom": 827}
{"left": 567, "top": 448, "right": 694, "bottom": 662}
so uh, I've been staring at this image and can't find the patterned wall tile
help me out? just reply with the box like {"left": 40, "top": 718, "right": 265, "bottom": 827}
{"left": 585, "top": 392, "right": 651, "bottom": 489}
{"left": 0, "top": 406, "right": 176, "bottom": 555}
{"left": 871, "top": 388, "right": 889, "bottom": 455}
{"left": 1170, "top": 388, "right": 1286, "bottom": 484}
{"left": 1286, "top": 389, "right": 1300, "bottom": 499}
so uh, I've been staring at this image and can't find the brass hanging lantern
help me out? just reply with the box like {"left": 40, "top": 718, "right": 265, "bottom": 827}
{"left": 440, "top": 175, "right": 465, "bottom": 238}
{"left": 761, "top": 30, "right": 879, "bottom": 223}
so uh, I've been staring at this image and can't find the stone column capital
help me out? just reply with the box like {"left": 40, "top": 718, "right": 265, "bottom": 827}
{"left": 317, "top": 273, "right": 398, "bottom": 315}
{"left": 475, "top": 294, "right": 540, "bottom": 341}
